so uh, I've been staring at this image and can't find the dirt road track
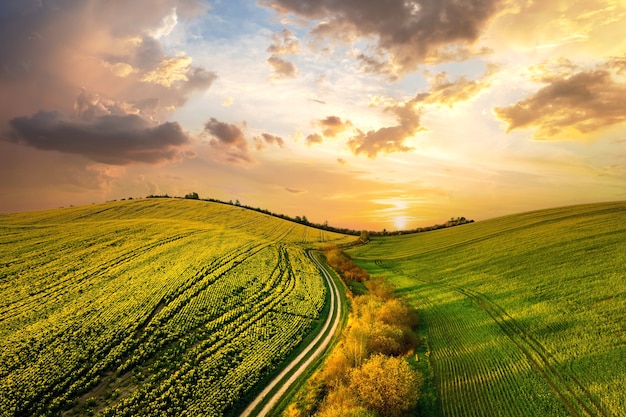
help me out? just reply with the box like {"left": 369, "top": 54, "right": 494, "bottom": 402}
{"left": 239, "top": 251, "right": 342, "bottom": 417}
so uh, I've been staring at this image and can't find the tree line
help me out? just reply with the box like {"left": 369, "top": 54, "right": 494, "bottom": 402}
{"left": 146, "top": 193, "right": 473, "bottom": 235}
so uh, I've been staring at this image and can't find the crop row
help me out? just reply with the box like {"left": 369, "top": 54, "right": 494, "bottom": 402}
{"left": 351, "top": 203, "right": 626, "bottom": 417}
{"left": 0, "top": 204, "right": 335, "bottom": 416}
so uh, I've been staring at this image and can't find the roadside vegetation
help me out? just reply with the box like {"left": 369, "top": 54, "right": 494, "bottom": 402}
{"left": 348, "top": 201, "right": 626, "bottom": 417}
{"left": 0, "top": 199, "right": 355, "bottom": 416}
{"left": 284, "top": 246, "right": 424, "bottom": 417}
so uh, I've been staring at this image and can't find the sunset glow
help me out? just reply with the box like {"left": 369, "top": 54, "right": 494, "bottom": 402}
{"left": 1, "top": 1, "right": 625, "bottom": 230}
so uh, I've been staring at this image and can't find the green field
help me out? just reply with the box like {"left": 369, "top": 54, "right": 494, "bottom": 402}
{"left": 348, "top": 201, "right": 626, "bottom": 417}
{"left": 0, "top": 198, "right": 355, "bottom": 416}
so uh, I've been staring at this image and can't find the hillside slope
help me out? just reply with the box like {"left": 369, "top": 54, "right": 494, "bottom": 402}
{"left": 0, "top": 199, "right": 355, "bottom": 416}
{"left": 348, "top": 201, "right": 626, "bottom": 417}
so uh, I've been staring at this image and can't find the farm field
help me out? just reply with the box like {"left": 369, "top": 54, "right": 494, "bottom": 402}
{"left": 0, "top": 198, "right": 355, "bottom": 416}
{"left": 348, "top": 201, "right": 626, "bottom": 417}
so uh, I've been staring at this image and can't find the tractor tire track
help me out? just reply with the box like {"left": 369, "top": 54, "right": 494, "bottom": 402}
{"left": 239, "top": 250, "right": 341, "bottom": 417}
{"left": 377, "top": 259, "right": 607, "bottom": 417}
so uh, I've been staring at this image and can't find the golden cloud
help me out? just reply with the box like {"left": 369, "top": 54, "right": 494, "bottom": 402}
{"left": 267, "top": 55, "right": 298, "bottom": 78}
{"left": 316, "top": 116, "right": 353, "bottom": 138}
{"left": 348, "top": 101, "right": 423, "bottom": 157}
{"left": 495, "top": 57, "right": 626, "bottom": 140}
{"left": 267, "top": 29, "right": 301, "bottom": 55}
{"left": 417, "top": 67, "right": 495, "bottom": 107}
{"left": 488, "top": 0, "right": 626, "bottom": 54}
{"left": 306, "top": 133, "right": 323, "bottom": 146}
{"left": 105, "top": 62, "right": 136, "bottom": 78}
{"left": 141, "top": 56, "right": 193, "bottom": 87}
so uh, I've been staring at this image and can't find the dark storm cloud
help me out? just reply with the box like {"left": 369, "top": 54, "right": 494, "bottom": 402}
{"left": 7, "top": 111, "right": 190, "bottom": 165}
{"left": 261, "top": 0, "right": 502, "bottom": 75}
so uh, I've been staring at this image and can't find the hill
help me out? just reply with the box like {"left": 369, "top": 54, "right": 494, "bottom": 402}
{"left": 347, "top": 201, "right": 626, "bottom": 417}
{"left": 0, "top": 198, "right": 355, "bottom": 416}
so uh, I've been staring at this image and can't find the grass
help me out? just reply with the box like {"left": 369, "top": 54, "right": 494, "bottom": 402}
{"left": 348, "top": 201, "right": 626, "bottom": 417}
{"left": 0, "top": 198, "right": 355, "bottom": 416}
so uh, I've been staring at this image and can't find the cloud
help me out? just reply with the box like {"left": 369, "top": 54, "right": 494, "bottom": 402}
{"left": 267, "top": 55, "right": 298, "bottom": 78}
{"left": 0, "top": 140, "right": 128, "bottom": 210}
{"left": 416, "top": 67, "right": 495, "bottom": 107}
{"left": 261, "top": 0, "right": 503, "bottom": 75}
{"left": 607, "top": 55, "right": 626, "bottom": 74}
{"left": 348, "top": 101, "right": 423, "bottom": 157}
{"left": 104, "top": 62, "right": 137, "bottom": 78}
{"left": 284, "top": 187, "right": 306, "bottom": 194}
{"left": 494, "top": 59, "right": 626, "bottom": 140}
{"left": 254, "top": 133, "right": 286, "bottom": 150}
{"left": 301, "top": 69, "right": 492, "bottom": 158}
{"left": 487, "top": 0, "right": 625, "bottom": 55}
{"left": 336, "top": 69, "right": 493, "bottom": 158}
{"left": 268, "top": 29, "right": 301, "bottom": 55}
{"left": 424, "top": 45, "right": 493, "bottom": 64}
{"left": 204, "top": 117, "right": 253, "bottom": 164}
{"left": 266, "top": 29, "right": 300, "bottom": 79}
{"left": 6, "top": 111, "right": 190, "bottom": 165}
{"left": 303, "top": 116, "right": 353, "bottom": 148}
{"left": 306, "top": 133, "right": 323, "bottom": 146}
{"left": 316, "top": 116, "right": 353, "bottom": 138}
{"left": 355, "top": 54, "right": 397, "bottom": 80}
{"left": 0, "top": 0, "right": 214, "bottom": 129}
{"left": 174, "top": 65, "right": 217, "bottom": 94}
{"left": 149, "top": 7, "right": 179, "bottom": 39}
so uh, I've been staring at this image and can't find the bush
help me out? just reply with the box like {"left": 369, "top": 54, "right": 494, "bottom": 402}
{"left": 349, "top": 354, "right": 423, "bottom": 417}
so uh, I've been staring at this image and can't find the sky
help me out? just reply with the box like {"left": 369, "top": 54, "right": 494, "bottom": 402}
{"left": 1, "top": 0, "right": 625, "bottom": 231}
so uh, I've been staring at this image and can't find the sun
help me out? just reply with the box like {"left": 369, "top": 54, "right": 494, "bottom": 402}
{"left": 394, "top": 216, "right": 408, "bottom": 230}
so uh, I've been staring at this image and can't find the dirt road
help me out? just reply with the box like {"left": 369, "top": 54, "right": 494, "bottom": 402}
{"left": 239, "top": 251, "right": 341, "bottom": 417}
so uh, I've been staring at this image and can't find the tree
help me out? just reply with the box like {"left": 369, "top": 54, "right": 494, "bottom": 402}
{"left": 322, "top": 348, "right": 351, "bottom": 387}
{"left": 318, "top": 385, "right": 376, "bottom": 417}
{"left": 349, "top": 355, "right": 422, "bottom": 417}
{"left": 366, "top": 323, "right": 404, "bottom": 356}
{"left": 184, "top": 192, "right": 199, "bottom": 200}
{"left": 364, "top": 277, "right": 395, "bottom": 300}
